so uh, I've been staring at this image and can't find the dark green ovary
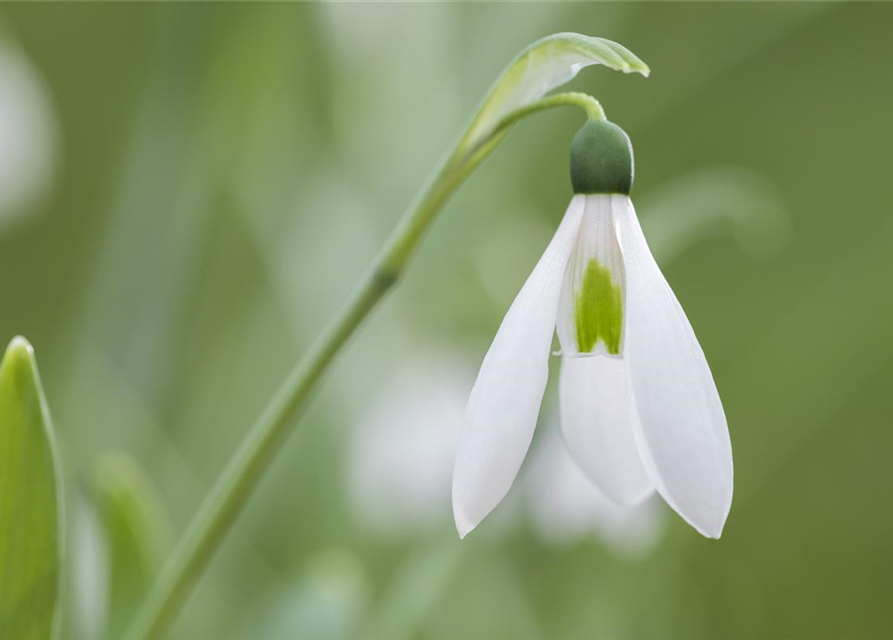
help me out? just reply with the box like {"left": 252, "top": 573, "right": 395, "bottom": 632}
{"left": 574, "top": 259, "right": 623, "bottom": 354}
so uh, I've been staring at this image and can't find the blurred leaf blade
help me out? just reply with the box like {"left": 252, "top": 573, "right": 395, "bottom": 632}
{"left": 92, "top": 451, "right": 169, "bottom": 639}
{"left": 0, "top": 337, "right": 62, "bottom": 640}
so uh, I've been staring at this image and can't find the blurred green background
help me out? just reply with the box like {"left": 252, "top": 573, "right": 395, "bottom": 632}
{"left": 1, "top": 3, "right": 892, "bottom": 639}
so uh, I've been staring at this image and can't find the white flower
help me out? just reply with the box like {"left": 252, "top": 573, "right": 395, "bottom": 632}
{"left": 452, "top": 119, "right": 733, "bottom": 540}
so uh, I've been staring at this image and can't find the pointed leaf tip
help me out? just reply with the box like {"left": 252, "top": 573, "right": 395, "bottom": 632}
{"left": 6, "top": 335, "right": 34, "bottom": 356}
{"left": 2, "top": 336, "right": 37, "bottom": 377}
{"left": 0, "top": 336, "right": 63, "bottom": 640}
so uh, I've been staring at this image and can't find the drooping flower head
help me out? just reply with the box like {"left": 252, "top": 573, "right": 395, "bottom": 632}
{"left": 453, "top": 117, "right": 733, "bottom": 539}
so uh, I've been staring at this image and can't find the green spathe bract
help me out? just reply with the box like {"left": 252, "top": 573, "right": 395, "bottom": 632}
{"left": 459, "top": 33, "right": 649, "bottom": 156}
{"left": 0, "top": 337, "right": 62, "bottom": 640}
{"left": 574, "top": 259, "right": 624, "bottom": 354}
{"left": 570, "top": 120, "right": 634, "bottom": 195}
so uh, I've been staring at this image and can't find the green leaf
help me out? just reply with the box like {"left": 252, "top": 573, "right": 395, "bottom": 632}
{"left": 92, "top": 452, "right": 169, "bottom": 639}
{"left": 0, "top": 337, "right": 62, "bottom": 640}
{"left": 459, "top": 32, "right": 650, "bottom": 155}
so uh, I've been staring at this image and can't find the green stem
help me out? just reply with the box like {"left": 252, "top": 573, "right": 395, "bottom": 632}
{"left": 495, "top": 92, "right": 605, "bottom": 129}
{"left": 124, "top": 91, "right": 601, "bottom": 640}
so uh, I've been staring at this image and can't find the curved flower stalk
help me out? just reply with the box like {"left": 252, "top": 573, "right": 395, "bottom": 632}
{"left": 453, "top": 120, "right": 734, "bottom": 539}
{"left": 126, "top": 33, "right": 648, "bottom": 640}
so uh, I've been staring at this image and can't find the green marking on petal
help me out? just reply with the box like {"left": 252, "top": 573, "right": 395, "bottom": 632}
{"left": 574, "top": 258, "right": 623, "bottom": 354}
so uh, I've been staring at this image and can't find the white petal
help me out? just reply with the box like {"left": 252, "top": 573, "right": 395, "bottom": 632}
{"left": 559, "top": 356, "right": 653, "bottom": 506}
{"left": 613, "top": 195, "right": 733, "bottom": 538}
{"left": 453, "top": 195, "right": 585, "bottom": 538}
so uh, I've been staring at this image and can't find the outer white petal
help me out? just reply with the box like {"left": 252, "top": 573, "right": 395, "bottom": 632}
{"left": 613, "top": 195, "right": 733, "bottom": 538}
{"left": 453, "top": 195, "right": 585, "bottom": 538}
{"left": 559, "top": 356, "right": 653, "bottom": 506}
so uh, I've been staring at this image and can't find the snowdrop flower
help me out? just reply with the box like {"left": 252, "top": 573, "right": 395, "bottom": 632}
{"left": 453, "top": 119, "right": 733, "bottom": 539}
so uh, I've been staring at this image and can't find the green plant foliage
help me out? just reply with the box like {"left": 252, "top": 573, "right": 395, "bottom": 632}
{"left": 2, "top": 4, "right": 893, "bottom": 639}
{"left": 0, "top": 337, "right": 62, "bottom": 640}
{"left": 460, "top": 32, "right": 649, "bottom": 155}
{"left": 92, "top": 452, "right": 169, "bottom": 639}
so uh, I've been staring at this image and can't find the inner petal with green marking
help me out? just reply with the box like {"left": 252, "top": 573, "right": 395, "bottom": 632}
{"left": 556, "top": 194, "right": 626, "bottom": 358}
{"left": 574, "top": 258, "right": 623, "bottom": 354}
